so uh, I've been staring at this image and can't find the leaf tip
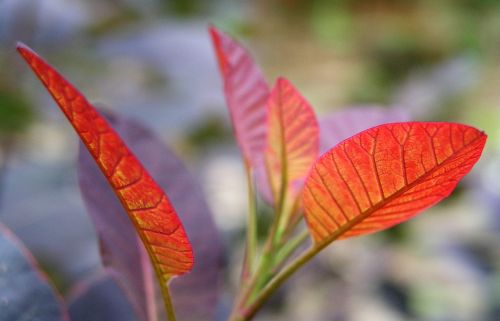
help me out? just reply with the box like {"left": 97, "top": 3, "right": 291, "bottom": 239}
{"left": 16, "top": 41, "right": 29, "bottom": 51}
{"left": 16, "top": 42, "right": 35, "bottom": 60}
{"left": 208, "top": 25, "right": 230, "bottom": 75}
{"left": 274, "top": 76, "right": 289, "bottom": 89}
{"left": 273, "top": 77, "right": 301, "bottom": 93}
{"left": 207, "top": 24, "right": 218, "bottom": 37}
{"left": 275, "top": 76, "right": 286, "bottom": 82}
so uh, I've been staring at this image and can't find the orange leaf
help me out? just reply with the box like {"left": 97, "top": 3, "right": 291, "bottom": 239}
{"left": 303, "top": 122, "right": 486, "bottom": 246}
{"left": 17, "top": 44, "right": 194, "bottom": 281}
{"left": 265, "top": 78, "right": 319, "bottom": 210}
{"left": 209, "top": 26, "right": 269, "bottom": 167}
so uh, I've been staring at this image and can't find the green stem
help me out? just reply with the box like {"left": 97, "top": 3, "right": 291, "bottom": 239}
{"left": 230, "top": 230, "right": 309, "bottom": 321}
{"left": 159, "top": 279, "right": 176, "bottom": 321}
{"left": 240, "top": 245, "right": 320, "bottom": 320}
{"left": 246, "top": 177, "right": 292, "bottom": 301}
{"left": 230, "top": 145, "right": 306, "bottom": 320}
{"left": 266, "top": 176, "right": 287, "bottom": 249}
{"left": 241, "top": 161, "right": 258, "bottom": 282}
{"left": 238, "top": 160, "right": 288, "bottom": 298}
{"left": 274, "top": 196, "right": 305, "bottom": 246}
{"left": 229, "top": 199, "right": 287, "bottom": 320}
{"left": 274, "top": 229, "right": 309, "bottom": 266}
{"left": 281, "top": 199, "right": 303, "bottom": 239}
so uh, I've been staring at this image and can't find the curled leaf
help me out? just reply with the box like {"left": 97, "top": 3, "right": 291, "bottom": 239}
{"left": 78, "top": 115, "right": 155, "bottom": 321}
{"left": 17, "top": 44, "right": 193, "bottom": 293}
{"left": 78, "top": 112, "right": 225, "bottom": 321}
{"left": 303, "top": 122, "right": 486, "bottom": 246}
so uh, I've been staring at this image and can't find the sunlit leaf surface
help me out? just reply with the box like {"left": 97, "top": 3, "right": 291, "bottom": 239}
{"left": 209, "top": 26, "right": 270, "bottom": 167}
{"left": 17, "top": 44, "right": 193, "bottom": 286}
{"left": 265, "top": 78, "right": 319, "bottom": 209}
{"left": 303, "top": 122, "right": 486, "bottom": 245}
{"left": 0, "top": 223, "right": 69, "bottom": 321}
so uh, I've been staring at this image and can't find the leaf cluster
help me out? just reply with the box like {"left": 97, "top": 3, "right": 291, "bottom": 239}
{"left": 0, "top": 27, "right": 486, "bottom": 321}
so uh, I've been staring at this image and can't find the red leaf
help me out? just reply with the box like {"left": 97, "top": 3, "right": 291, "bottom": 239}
{"left": 265, "top": 78, "right": 319, "bottom": 209}
{"left": 77, "top": 115, "right": 157, "bottom": 321}
{"left": 303, "top": 122, "right": 486, "bottom": 245}
{"left": 17, "top": 44, "right": 193, "bottom": 283}
{"left": 78, "top": 112, "right": 225, "bottom": 321}
{"left": 209, "top": 26, "right": 270, "bottom": 167}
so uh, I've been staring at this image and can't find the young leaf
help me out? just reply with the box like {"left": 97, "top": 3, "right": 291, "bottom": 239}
{"left": 68, "top": 272, "right": 139, "bottom": 321}
{"left": 265, "top": 78, "right": 319, "bottom": 211}
{"left": 258, "top": 106, "right": 407, "bottom": 206}
{"left": 209, "top": 26, "right": 270, "bottom": 167}
{"left": 319, "top": 106, "right": 409, "bottom": 154}
{"left": 303, "top": 122, "right": 486, "bottom": 246}
{"left": 17, "top": 44, "right": 193, "bottom": 293}
{"left": 0, "top": 222, "right": 69, "bottom": 321}
{"left": 78, "top": 112, "right": 225, "bottom": 321}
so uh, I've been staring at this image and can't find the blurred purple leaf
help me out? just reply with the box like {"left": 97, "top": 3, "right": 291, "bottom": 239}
{"left": 319, "top": 106, "right": 410, "bottom": 154}
{"left": 0, "top": 222, "right": 69, "bottom": 321}
{"left": 68, "top": 271, "right": 139, "bottom": 321}
{"left": 78, "top": 111, "right": 225, "bottom": 321}
{"left": 77, "top": 135, "right": 155, "bottom": 320}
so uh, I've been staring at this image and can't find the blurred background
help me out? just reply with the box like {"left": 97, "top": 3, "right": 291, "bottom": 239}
{"left": 0, "top": 0, "right": 499, "bottom": 320}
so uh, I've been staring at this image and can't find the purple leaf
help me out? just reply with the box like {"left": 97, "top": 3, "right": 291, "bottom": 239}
{"left": 209, "top": 26, "right": 270, "bottom": 168}
{"left": 78, "top": 111, "right": 225, "bottom": 321}
{"left": 0, "top": 222, "right": 69, "bottom": 321}
{"left": 77, "top": 134, "right": 154, "bottom": 320}
{"left": 68, "top": 272, "right": 139, "bottom": 321}
{"left": 319, "top": 106, "right": 410, "bottom": 154}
